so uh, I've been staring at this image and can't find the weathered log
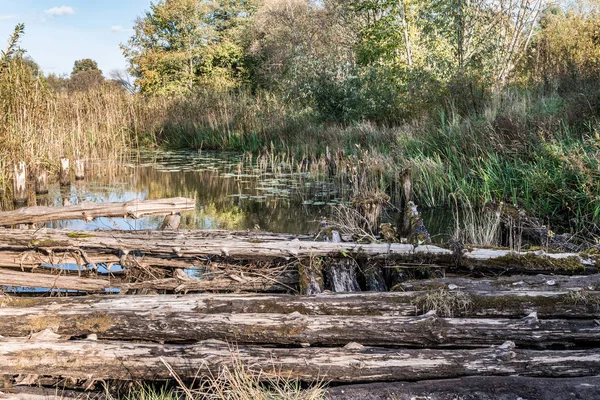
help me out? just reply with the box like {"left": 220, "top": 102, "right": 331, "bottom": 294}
{"left": 0, "top": 198, "right": 196, "bottom": 226}
{"left": 326, "top": 376, "right": 600, "bottom": 400}
{"left": 1, "top": 339, "right": 599, "bottom": 383}
{"left": 0, "top": 386, "right": 102, "bottom": 399}
{"left": 0, "top": 228, "right": 595, "bottom": 274}
{"left": 0, "top": 268, "right": 109, "bottom": 292}
{"left": 2, "top": 289, "right": 599, "bottom": 319}
{"left": 397, "top": 274, "right": 600, "bottom": 292}
{"left": 0, "top": 297, "right": 598, "bottom": 347}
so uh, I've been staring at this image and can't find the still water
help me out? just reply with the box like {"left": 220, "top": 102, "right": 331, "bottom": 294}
{"left": 3, "top": 150, "right": 454, "bottom": 238}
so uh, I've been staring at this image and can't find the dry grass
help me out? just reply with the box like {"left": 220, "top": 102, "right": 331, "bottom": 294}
{"left": 412, "top": 289, "right": 473, "bottom": 317}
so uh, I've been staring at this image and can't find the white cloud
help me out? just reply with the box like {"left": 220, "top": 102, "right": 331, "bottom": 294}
{"left": 111, "top": 25, "right": 124, "bottom": 32}
{"left": 45, "top": 6, "right": 75, "bottom": 17}
{"left": 0, "top": 15, "right": 16, "bottom": 20}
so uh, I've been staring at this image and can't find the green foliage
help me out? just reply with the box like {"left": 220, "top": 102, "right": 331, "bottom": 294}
{"left": 72, "top": 58, "right": 101, "bottom": 75}
{"left": 122, "top": 0, "right": 255, "bottom": 94}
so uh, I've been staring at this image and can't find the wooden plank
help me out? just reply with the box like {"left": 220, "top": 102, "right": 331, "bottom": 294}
{"left": 1, "top": 339, "right": 599, "bottom": 383}
{"left": 0, "top": 198, "right": 196, "bottom": 226}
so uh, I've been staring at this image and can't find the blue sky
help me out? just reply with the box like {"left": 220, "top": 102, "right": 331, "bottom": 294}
{"left": 0, "top": 1, "right": 151, "bottom": 76}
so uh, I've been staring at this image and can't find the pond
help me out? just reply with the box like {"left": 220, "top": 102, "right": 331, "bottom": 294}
{"left": 2, "top": 150, "right": 455, "bottom": 240}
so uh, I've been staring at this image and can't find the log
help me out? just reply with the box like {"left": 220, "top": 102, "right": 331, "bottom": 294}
{"left": 2, "top": 289, "right": 599, "bottom": 319}
{"left": 0, "top": 297, "right": 598, "bottom": 347}
{"left": 0, "top": 269, "right": 109, "bottom": 292}
{"left": 59, "top": 158, "right": 69, "bottom": 186}
{"left": 326, "top": 376, "right": 600, "bottom": 400}
{"left": 12, "top": 162, "right": 26, "bottom": 206}
{"left": 1, "top": 339, "right": 599, "bottom": 383}
{"left": 0, "top": 228, "right": 595, "bottom": 274}
{"left": 397, "top": 274, "right": 600, "bottom": 292}
{"left": 0, "top": 198, "right": 196, "bottom": 226}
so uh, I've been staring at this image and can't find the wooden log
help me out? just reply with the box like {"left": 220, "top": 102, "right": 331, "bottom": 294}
{"left": 12, "top": 162, "right": 26, "bottom": 206}
{"left": 2, "top": 288, "right": 600, "bottom": 318}
{"left": 0, "top": 269, "right": 109, "bottom": 292}
{"left": 34, "top": 169, "right": 48, "bottom": 195}
{"left": 0, "top": 198, "right": 195, "bottom": 226}
{"left": 0, "top": 228, "right": 595, "bottom": 275}
{"left": 1, "top": 339, "right": 599, "bottom": 383}
{"left": 59, "top": 158, "right": 70, "bottom": 186}
{"left": 1, "top": 297, "right": 598, "bottom": 347}
{"left": 74, "top": 159, "right": 85, "bottom": 181}
{"left": 397, "top": 274, "right": 600, "bottom": 292}
{"left": 326, "top": 376, "right": 600, "bottom": 400}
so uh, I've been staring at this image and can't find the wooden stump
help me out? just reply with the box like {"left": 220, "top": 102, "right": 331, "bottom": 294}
{"left": 34, "top": 168, "right": 48, "bottom": 195}
{"left": 74, "top": 159, "right": 85, "bottom": 181}
{"left": 12, "top": 162, "right": 26, "bottom": 206}
{"left": 59, "top": 158, "right": 70, "bottom": 187}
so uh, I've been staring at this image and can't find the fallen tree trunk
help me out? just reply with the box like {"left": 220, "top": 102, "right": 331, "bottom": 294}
{"left": 397, "top": 274, "right": 600, "bottom": 292}
{"left": 326, "top": 376, "right": 600, "bottom": 400}
{"left": 2, "top": 289, "right": 599, "bottom": 320}
{"left": 1, "top": 339, "right": 598, "bottom": 383}
{"left": 0, "top": 228, "right": 595, "bottom": 274}
{"left": 1, "top": 301, "right": 598, "bottom": 347}
{"left": 0, "top": 198, "right": 196, "bottom": 226}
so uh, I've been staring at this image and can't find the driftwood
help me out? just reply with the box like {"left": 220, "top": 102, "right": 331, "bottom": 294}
{"left": 326, "top": 376, "right": 600, "bottom": 400}
{"left": 0, "top": 296, "right": 598, "bottom": 347}
{"left": 397, "top": 274, "right": 600, "bottom": 292}
{"left": 0, "top": 198, "right": 195, "bottom": 226}
{"left": 1, "top": 338, "right": 599, "bottom": 383}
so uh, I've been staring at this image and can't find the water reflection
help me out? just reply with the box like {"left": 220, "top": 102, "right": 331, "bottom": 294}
{"left": 3, "top": 151, "right": 347, "bottom": 234}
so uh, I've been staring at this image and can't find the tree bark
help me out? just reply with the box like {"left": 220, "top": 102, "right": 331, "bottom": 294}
{"left": 0, "top": 198, "right": 195, "bottom": 226}
{"left": 397, "top": 274, "right": 600, "bottom": 293}
{"left": 1, "top": 339, "right": 599, "bottom": 383}
{"left": 326, "top": 376, "right": 600, "bottom": 400}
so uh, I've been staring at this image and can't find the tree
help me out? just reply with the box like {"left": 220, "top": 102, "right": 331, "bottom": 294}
{"left": 122, "top": 0, "right": 255, "bottom": 95}
{"left": 72, "top": 58, "right": 101, "bottom": 75}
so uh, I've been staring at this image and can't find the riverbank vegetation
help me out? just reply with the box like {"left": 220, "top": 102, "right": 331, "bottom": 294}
{"left": 0, "top": 0, "right": 599, "bottom": 234}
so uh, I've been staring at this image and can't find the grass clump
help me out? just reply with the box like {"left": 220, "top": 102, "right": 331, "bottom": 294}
{"left": 412, "top": 289, "right": 473, "bottom": 317}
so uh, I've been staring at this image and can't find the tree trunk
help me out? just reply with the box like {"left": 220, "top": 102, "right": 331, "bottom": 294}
{"left": 1, "top": 339, "right": 599, "bottom": 383}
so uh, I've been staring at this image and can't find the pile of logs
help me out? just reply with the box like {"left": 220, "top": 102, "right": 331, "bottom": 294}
{"left": 0, "top": 199, "right": 599, "bottom": 399}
